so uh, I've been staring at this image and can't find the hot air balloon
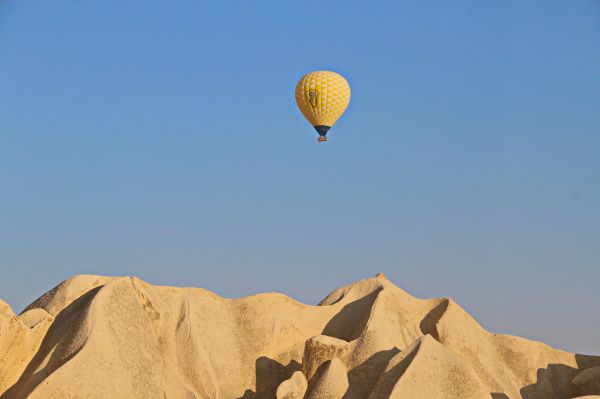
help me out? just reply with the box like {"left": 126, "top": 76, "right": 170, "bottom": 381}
{"left": 295, "top": 71, "right": 351, "bottom": 142}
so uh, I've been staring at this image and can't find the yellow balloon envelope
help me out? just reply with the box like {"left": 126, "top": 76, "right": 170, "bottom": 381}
{"left": 295, "top": 71, "right": 351, "bottom": 142}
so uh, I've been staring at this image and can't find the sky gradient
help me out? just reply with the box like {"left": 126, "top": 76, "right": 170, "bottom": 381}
{"left": 1, "top": 1, "right": 599, "bottom": 354}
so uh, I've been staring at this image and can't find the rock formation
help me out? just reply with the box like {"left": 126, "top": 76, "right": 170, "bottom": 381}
{"left": 1, "top": 273, "right": 598, "bottom": 398}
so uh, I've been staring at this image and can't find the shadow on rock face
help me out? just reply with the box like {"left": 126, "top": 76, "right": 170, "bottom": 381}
{"left": 238, "top": 357, "right": 302, "bottom": 399}
{"left": 1, "top": 286, "right": 103, "bottom": 399}
{"left": 322, "top": 288, "right": 382, "bottom": 342}
{"left": 366, "top": 344, "right": 420, "bottom": 399}
{"left": 519, "top": 364, "right": 578, "bottom": 399}
{"left": 576, "top": 353, "right": 600, "bottom": 370}
{"left": 344, "top": 347, "right": 400, "bottom": 398}
{"left": 239, "top": 389, "right": 255, "bottom": 399}
{"left": 516, "top": 346, "right": 600, "bottom": 399}
{"left": 419, "top": 299, "right": 449, "bottom": 340}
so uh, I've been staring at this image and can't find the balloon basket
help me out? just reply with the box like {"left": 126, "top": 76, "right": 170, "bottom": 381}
{"left": 317, "top": 137, "right": 327, "bottom": 142}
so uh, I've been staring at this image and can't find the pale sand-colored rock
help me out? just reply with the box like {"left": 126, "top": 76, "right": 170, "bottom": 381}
{"left": 21, "top": 275, "right": 113, "bottom": 316}
{"left": 369, "top": 335, "right": 489, "bottom": 399}
{"left": 276, "top": 371, "right": 307, "bottom": 399}
{"left": 0, "top": 273, "right": 598, "bottom": 399}
{"left": 302, "top": 335, "right": 349, "bottom": 380}
{"left": 0, "top": 300, "right": 53, "bottom": 394}
{"left": 306, "top": 358, "right": 348, "bottom": 399}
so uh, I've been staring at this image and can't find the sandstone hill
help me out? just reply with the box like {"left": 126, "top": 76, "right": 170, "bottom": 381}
{"left": 1, "top": 273, "right": 598, "bottom": 399}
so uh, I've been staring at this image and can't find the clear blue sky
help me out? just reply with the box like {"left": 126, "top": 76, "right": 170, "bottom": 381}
{"left": 1, "top": 1, "right": 599, "bottom": 354}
